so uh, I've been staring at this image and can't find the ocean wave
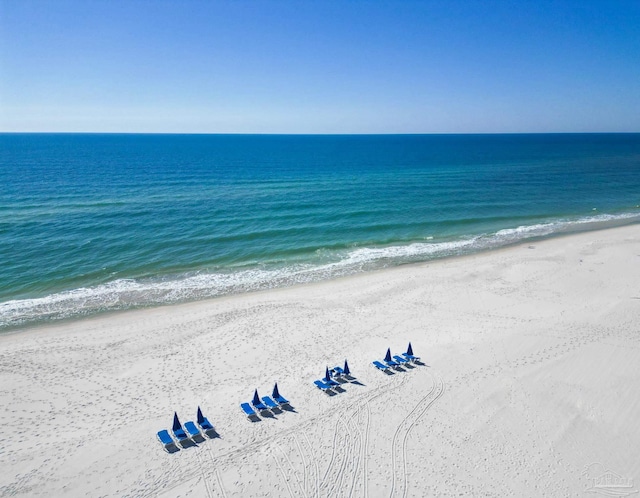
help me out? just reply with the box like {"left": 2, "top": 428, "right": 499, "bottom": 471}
{"left": 494, "top": 212, "right": 640, "bottom": 240}
{"left": 2, "top": 211, "right": 639, "bottom": 329}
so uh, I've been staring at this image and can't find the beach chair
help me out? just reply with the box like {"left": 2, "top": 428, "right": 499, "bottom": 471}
{"left": 393, "top": 355, "right": 410, "bottom": 364}
{"left": 262, "top": 396, "right": 279, "bottom": 409}
{"left": 331, "top": 366, "right": 345, "bottom": 377}
{"left": 252, "top": 400, "right": 269, "bottom": 411}
{"left": 172, "top": 413, "right": 189, "bottom": 442}
{"left": 402, "top": 342, "right": 420, "bottom": 362}
{"left": 184, "top": 421, "right": 201, "bottom": 438}
{"left": 373, "top": 360, "right": 390, "bottom": 371}
{"left": 251, "top": 389, "right": 269, "bottom": 412}
{"left": 324, "top": 377, "right": 340, "bottom": 387}
{"left": 272, "top": 383, "right": 289, "bottom": 405}
{"left": 314, "top": 379, "right": 333, "bottom": 391}
{"left": 157, "top": 429, "right": 174, "bottom": 447}
{"left": 323, "top": 367, "right": 340, "bottom": 387}
{"left": 197, "top": 406, "right": 214, "bottom": 431}
{"left": 334, "top": 360, "right": 354, "bottom": 381}
{"left": 241, "top": 402, "right": 257, "bottom": 418}
{"left": 383, "top": 348, "right": 400, "bottom": 367}
{"left": 173, "top": 427, "right": 188, "bottom": 442}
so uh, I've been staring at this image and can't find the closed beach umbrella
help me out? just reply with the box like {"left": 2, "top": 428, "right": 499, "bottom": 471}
{"left": 172, "top": 412, "right": 182, "bottom": 431}
{"left": 384, "top": 348, "right": 392, "bottom": 362}
{"left": 407, "top": 342, "right": 414, "bottom": 356}
{"left": 325, "top": 366, "right": 331, "bottom": 382}
{"left": 252, "top": 389, "right": 261, "bottom": 406}
{"left": 344, "top": 360, "right": 350, "bottom": 376}
{"left": 273, "top": 382, "right": 280, "bottom": 399}
{"left": 197, "top": 406, "right": 204, "bottom": 424}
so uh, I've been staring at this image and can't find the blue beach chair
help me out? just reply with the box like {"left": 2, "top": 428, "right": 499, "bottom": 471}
{"left": 331, "top": 366, "right": 345, "bottom": 377}
{"left": 383, "top": 348, "right": 399, "bottom": 367}
{"left": 262, "top": 396, "right": 279, "bottom": 409}
{"left": 184, "top": 421, "right": 201, "bottom": 438}
{"left": 323, "top": 367, "right": 340, "bottom": 387}
{"left": 373, "top": 360, "right": 390, "bottom": 371}
{"left": 272, "top": 383, "right": 290, "bottom": 405}
{"left": 157, "top": 429, "right": 174, "bottom": 446}
{"left": 196, "top": 406, "right": 214, "bottom": 431}
{"left": 393, "top": 355, "right": 410, "bottom": 364}
{"left": 314, "top": 379, "right": 333, "bottom": 391}
{"left": 171, "top": 413, "right": 188, "bottom": 442}
{"left": 157, "top": 429, "right": 179, "bottom": 453}
{"left": 251, "top": 389, "right": 269, "bottom": 412}
{"left": 241, "top": 402, "right": 257, "bottom": 418}
{"left": 402, "top": 342, "right": 420, "bottom": 362}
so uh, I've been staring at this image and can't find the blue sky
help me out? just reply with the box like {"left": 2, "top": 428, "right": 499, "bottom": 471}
{"left": 1, "top": 0, "right": 639, "bottom": 133}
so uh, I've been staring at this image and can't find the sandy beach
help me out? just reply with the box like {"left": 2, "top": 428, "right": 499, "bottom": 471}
{"left": 1, "top": 224, "right": 639, "bottom": 497}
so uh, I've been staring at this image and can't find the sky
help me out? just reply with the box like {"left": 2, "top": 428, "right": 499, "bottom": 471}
{"left": 1, "top": 0, "right": 639, "bottom": 133}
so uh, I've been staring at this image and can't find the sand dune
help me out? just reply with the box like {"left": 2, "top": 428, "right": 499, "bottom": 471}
{"left": 1, "top": 225, "right": 639, "bottom": 497}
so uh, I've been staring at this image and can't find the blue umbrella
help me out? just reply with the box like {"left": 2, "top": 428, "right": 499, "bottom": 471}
{"left": 252, "top": 389, "right": 261, "bottom": 406}
{"left": 343, "top": 360, "right": 350, "bottom": 376}
{"left": 172, "top": 412, "right": 182, "bottom": 432}
{"left": 273, "top": 382, "right": 280, "bottom": 399}
{"left": 407, "top": 342, "right": 414, "bottom": 356}
{"left": 324, "top": 366, "right": 332, "bottom": 382}
{"left": 197, "top": 406, "right": 205, "bottom": 425}
{"left": 384, "top": 348, "right": 392, "bottom": 362}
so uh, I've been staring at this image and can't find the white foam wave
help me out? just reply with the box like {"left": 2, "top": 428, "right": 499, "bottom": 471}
{"left": 336, "top": 238, "right": 479, "bottom": 267}
{"left": 2, "top": 211, "right": 639, "bottom": 329}
{"left": 495, "top": 212, "right": 640, "bottom": 241}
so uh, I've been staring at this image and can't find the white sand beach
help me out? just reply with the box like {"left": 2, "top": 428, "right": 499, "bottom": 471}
{"left": 1, "top": 225, "right": 639, "bottom": 497}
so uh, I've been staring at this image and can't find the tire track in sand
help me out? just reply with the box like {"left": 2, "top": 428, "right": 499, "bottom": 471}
{"left": 389, "top": 371, "right": 445, "bottom": 498}
{"left": 320, "top": 394, "right": 364, "bottom": 498}
{"left": 273, "top": 449, "right": 297, "bottom": 498}
{"left": 323, "top": 417, "right": 353, "bottom": 497}
{"left": 274, "top": 443, "right": 308, "bottom": 498}
{"left": 202, "top": 434, "right": 228, "bottom": 498}
{"left": 322, "top": 386, "right": 392, "bottom": 498}
{"left": 301, "top": 432, "right": 321, "bottom": 498}
{"left": 195, "top": 449, "right": 215, "bottom": 498}
{"left": 346, "top": 398, "right": 370, "bottom": 498}
{"left": 215, "top": 469, "right": 228, "bottom": 498}
{"left": 293, "top": 433, "right": 316, "bottom": 498}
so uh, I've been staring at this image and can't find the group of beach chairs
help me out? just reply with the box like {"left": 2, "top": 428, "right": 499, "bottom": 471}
{"left": 313, "top": 360, "right": 353, "bottom": 392}
{"left": 372, "top": 342, "right": 421, "bottom": 372}
{"left": 240, "top": 382, "right": 291, "bottom": 420}
{"left": 157, "top": 343, "right": 423, "bottom": 451}
{"left": 157, "top": 406, "right": 217, "bottom": 452}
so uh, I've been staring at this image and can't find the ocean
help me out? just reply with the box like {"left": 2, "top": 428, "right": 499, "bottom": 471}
{"left": 2, "top": 133, "right": 639, "bottom": 330}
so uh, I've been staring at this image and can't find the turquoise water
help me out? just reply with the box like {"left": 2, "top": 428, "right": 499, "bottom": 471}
{"left": 2, "top": 133, "right": 640, "bottom": 329}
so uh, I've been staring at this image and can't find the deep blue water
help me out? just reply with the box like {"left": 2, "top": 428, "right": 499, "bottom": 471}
{"left": 1, "top": 133, "right": 640, "bottom": 329}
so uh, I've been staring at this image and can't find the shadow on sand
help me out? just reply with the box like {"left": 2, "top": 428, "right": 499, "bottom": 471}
{"left": 179, "top": 439, "right": 197, "bottom": 449}
{"left": 191, "top": 433, "right": 207, "bottom": 444}
{"left": 204, "top": 428, "right": 220, "bottom": 439}
{"left": 164, "top": 443, "right": 180, "bottom": 454}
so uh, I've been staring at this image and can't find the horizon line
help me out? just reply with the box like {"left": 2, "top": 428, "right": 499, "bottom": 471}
{"left": 2, "top": 131, "right": 640, "bottom": 136}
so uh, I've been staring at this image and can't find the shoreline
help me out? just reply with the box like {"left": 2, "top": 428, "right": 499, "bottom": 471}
{"left": 1, "top": 224, "right": 639, "bottom": 496}
{"left": 3, "top": 218, "right": 640, "bottom": 335}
